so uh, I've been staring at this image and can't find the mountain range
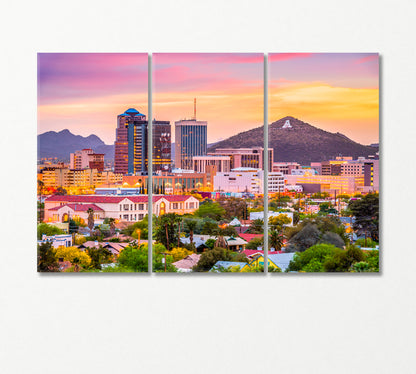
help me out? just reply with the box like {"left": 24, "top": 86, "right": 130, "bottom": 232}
{"left": 38, "top": 129, "right": 114, "bottom": 161}
{"left": 38, "top": 117, "right": 378, "bottom": 165}
{"left": 208, "top": 116, "right": 378, "bottom": 165}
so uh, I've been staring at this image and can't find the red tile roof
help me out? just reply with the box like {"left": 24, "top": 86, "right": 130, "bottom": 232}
{"left": 45, "top": 194, "right": 196, "bottom": 204}
{"left": 162, "top": 195, "right": 196, "bottom": 202}
{"left": 49, "top": 203, "right": 104, "bottom": 212}
{"left": 238, "top": 233, "right": 264, "bottom": 242}
{"left": 242, "top": 249, "right": 284, "bottom": 257}
{"left": 173, "top": 254, "right": 201, "bottom": 270}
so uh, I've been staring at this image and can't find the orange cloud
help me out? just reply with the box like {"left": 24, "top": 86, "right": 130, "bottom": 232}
{"left": 269, "top": 82, "right": 379, "bottom": 144}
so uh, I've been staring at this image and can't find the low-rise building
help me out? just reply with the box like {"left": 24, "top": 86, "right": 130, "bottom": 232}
{"left": 213, "top": 169, "right": 284, "bottom": 194}
{"left": 44, "top": 194, "right": 200, "bottom": 223}
{"left": 38, "top": 234, "right": 73, "bottom": 248}
{"left": 285, "top": 174, "right": 364, "bottom": 194}
{"left": 39, "top": 168, "right": 123, "bottom": 189}
{"left": 70, "top": 148, "right": 105, "bottom": 172}
{"left": 272, "top": 162, "right": 301, "bottom": 174}
{"left": 122, "top": 173, "right": 207, "bottom": 194}
{"left": 209, "top": 147, "right": 273, "bottom": 172}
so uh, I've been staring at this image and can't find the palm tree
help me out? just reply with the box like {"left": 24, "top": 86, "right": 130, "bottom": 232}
{"left": 249, "top": 219, "right": 264, "bottom": 234}
{"left": 184, "top": 219, "right": 198, "bottom": 245}
{"left": 215, "top": 235, "right": 228, "bottom": 249}
{"left": 37, "top": 179, "right": 45, "bottom": 223}
{"left": 87, "top": 208, "right": 94, "bottom": 232}
{"left": 109, "top": 218, "right": 116, "bottom": 236}
{"left": 269, "top": 229, "right": 283, "bottom": 251}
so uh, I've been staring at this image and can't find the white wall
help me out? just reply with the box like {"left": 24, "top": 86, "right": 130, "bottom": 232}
{"left": 1, "top": 1, "right": 415, "bottom": 374}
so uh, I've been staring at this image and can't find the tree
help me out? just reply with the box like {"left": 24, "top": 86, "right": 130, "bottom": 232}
{"left": 37, "top": 242, "right": 59, "bottom": 272}
{"left": 123, "top": 215, "right": 149, "bottom": 240}
{"left": 348, "top": 193, "right": 379, "bottom": 242}
{"left": 152, "top": 243, "right": 177, "bottom": 272}
{"left": 323, "top": 245, "right": 365, "bottom": 272}
{"left": 184, "top": 218, "right": 198, "bottom": 245}
{"left": 118, "top": 244, "right": 148, "bottom": 272}
{"left": 37, "top": 223, "right": 65, "bottom": 240}
{"left": 321, "top": 231, "right": 345, "bottom": 249}
{"left": 169, "top": 247, "right": 193, "bottom": 262}
{"left": 193, "top": 247, "right": 248, "bottom": 272}
{"left": 215, "top": 235, "right": 228, "bottom": 249}
{"left": 217, "top": 225, "right": 238, "bottom": 237}
{"left": 87, "top": 208, "right": 95, "bottom": 232}
{"left": 108, "top": 218, "right": 116, "bottom": 236}
{"left": 217, "top": 197, "right": 248, "bottom": 219}
{"left": 285, "top": 223, "right": 321, "bottom": 252}
{"left": 154, "top": 213, "right": 181, "bottom": 250}
{"left": 74, "top": 234, "right": 86, "bottom": 245}
{"left": 287, "top": 243, "right": 341, "bottom": 272}
{"left": 269, "top": 229, "right": 283, "bottom": 251}
{"left": 319, "top": 202, "right": 333, "bottom": 214}
{"left": 55, "top": 246, "right": 92, "bottom": 268}
{"left": 55, "top": 186, "right": 67, "bottom": 195}
{"left": 247, "top": 219, "right": 264, "bottom": 234}
{"left": 37, "top": 179, "right": 45, "bottom": 223}
{"left": 246, "top": 237, "right": 264, "bottom": 250}
{"left": 269, "top": 214, "right": 291, "bottom": 234}
{"left": 86, "top": 246, "right": 113, "bottom": 269}
{"left": 355, "top": 238, "right": 378, "bottom": 248}
{"left": 205, "top": 238, "right": 216, "bottom": 249}
{"left": 194, "top": 201, "right": 226, "bottom": 221}
{"left": 68, "top": 219, "right": 79, "bottom": 234}
{"left": 201, "top": 218, "right": 220, "bottom": 235}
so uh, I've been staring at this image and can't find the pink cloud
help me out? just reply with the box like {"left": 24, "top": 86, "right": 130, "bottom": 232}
{"left": 154, "top": 64, "right": 261, "bottom": 93}
{"left": 38, "top": 53, "right": 148, "bottom": 105}
{"left": 355, "top": 54, "right": 379, "bottom": 64}
{"left": 154, "top": 53, "right": 263, "bottom": 65}
{"left": 268, "top": 53, "right": 312, "bottom": 62}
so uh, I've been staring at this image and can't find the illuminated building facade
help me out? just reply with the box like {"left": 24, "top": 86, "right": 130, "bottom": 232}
{"left": 175, "top": 119, "right": 207, "bottom": 170}
{"left": 114, "top": 108, "right": 171, "bottom": 175}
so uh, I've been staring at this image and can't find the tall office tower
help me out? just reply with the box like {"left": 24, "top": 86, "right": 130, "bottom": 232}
{"left": 114, "top": 108, "right": 171, "bottom": 175}
{"left": 153, "top": 121, "right": 171, "bottom": 173}
{"left": 175, "top": 119, "right": 207, "bottom": 170}
{"left": 127, "top": 119, "right": 171, "bottom": 174}
{"left": 114, "top": 108, "right": 146, "bottom": 174}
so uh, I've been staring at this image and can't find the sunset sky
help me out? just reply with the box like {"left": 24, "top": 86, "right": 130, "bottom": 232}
{"left": 269, "top": 53, "right": 379, "bottom": 144}
{"left": 153, "top": 53, "right": 263, "bottom": 143}
{"left": 38, "top": 53, "right": 148, "bottom": 144}
{"left": 38, "top": 53, "right": 378, "bottom": 146}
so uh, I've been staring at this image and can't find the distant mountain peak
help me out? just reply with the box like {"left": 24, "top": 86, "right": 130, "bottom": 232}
{"left": 208, "top": 116, "right": 378, "bottom": 165}
{"left": 38, "top": 129, "right": 114, "bottom": 161}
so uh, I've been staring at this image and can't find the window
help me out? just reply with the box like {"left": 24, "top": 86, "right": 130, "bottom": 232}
{"left": 172, "top": 203, "right": 179, "bottom": 209}
{"left": 123, "top": 204, "right": 129, "bottom": 211}
{"left": 138, "top": 204, "right": 144, "bottom": 210}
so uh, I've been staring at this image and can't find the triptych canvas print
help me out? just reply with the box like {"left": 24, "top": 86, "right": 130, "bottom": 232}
{"left": 37, "top": 53, "right": 379, "bottom": 273}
